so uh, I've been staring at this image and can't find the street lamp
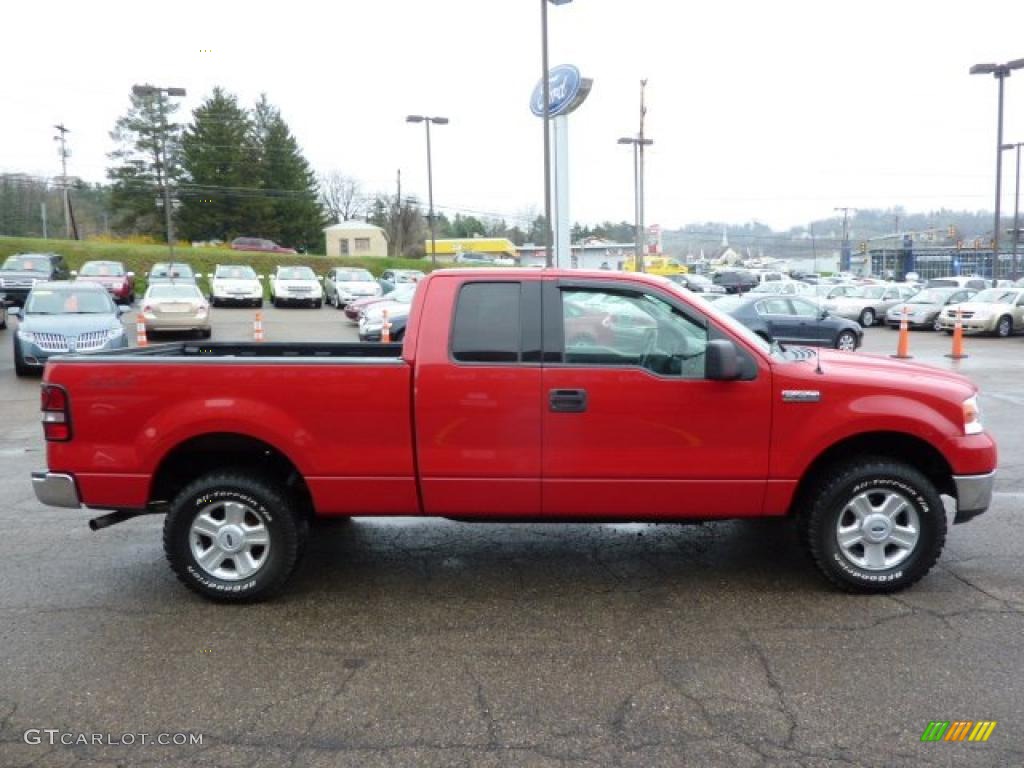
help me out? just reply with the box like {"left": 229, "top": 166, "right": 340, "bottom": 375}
{"left": 406, "top": 115, "right": 449, "bottom": 266}
{"left": 618, "top": 136, "right": 653, "bottom": 273}
{"left": 132, "top": 84, "right": 186, "bottom": 264}
{"left": 1003, "top": 141, "right": 1023, "bottom": 279}
{"left": 970, "top": 58, "right": 1024, "bottom": 276}
{"left": 541, "top": 0, "right": 573, "bottom": 268}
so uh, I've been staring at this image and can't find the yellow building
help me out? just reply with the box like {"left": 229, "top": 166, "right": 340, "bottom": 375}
{"left": 426, "top": 237, "right": 517, "bottom": 260}
{"left": 324, "top": 221, "right": 389, "bottom": 258}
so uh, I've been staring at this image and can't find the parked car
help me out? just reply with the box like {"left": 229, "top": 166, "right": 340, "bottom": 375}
{"left": 11, "top": 282, "right": 130, "bottom": 376}
{"left": 885, "top": 287, "right": 977, "bottom": 331}
{"left": 664, "top": 273, "right": 726, "bottom": 295}
{"left": 936, "top": 288, "right": 1024, "bottom": 337}
{"left": 208, "top": 265, "right": 263, "bottom": 307}
{"left": 715, "top": 294, "right": 862, "bottom": 351}
{"left": 0, "top": 252, "right": 72, "bottom": 307}
{"left": 928, "top": 276, "right": 990, "bottom": 291}
{"left": 147, "top": 262, "right": 199, "bottom": 285}
{"left": 811, "top": 283, "right": 859, "bottom": 303}
{"left": 712, "top": 269, "right": 758, "bottom": 294}
{"left": 824, "top": 284, "right": 917, "bottom": 327}
{"left": 73, "top": 260, "right": 135, "bottom": 304}
{"left": 269, "top": 266, "right": 323, "bottom": 308}
{"left": 140, "top": 282, "right": 211, "bottom": 337}
{"left": 454, "top": 251, "right": 515, "bottom": 266}
{"left": 324, "top": 267, "right": 381, "bottom": 308}
{"left": 345, "top": 282, "right": 419, "bottom": 322}
{"left": 230, "top": 237, "right": 297, "bottom": 254}
{"left": 32, "top": 268, "right": 997, "bottom": 602}
{"left": 357, "top": 292, "right": 417, "bottom": 341}
{"left": 379, "top": 269, "right": 426, "bottom": 294}
{"left": 748, "top": 280, "right": 817, "bottom": 298}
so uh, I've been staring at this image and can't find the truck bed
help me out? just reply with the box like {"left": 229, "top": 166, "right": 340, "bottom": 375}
{"left": 72, "top": 341, "right": 403, "bottom": 360}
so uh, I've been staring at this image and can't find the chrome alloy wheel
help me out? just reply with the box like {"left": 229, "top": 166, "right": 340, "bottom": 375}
{"left": 835, "top": 488, "right": 920, "bottom": 571}
{"left": 189, "top": 501, "right": 271, "bottom": 581}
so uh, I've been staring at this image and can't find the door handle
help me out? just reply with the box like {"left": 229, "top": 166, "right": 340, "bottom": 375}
{"left": 549, "top": 388, "right": 588, "bottom": 413}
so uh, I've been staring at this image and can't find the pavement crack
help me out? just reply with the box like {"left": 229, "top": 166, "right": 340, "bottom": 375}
{"left": 745, "top": 631, "right": 798, "bottom": 751}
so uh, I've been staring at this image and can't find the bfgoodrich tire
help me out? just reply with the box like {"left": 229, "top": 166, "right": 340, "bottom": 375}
{"left": 798, "top": 459, "right": 946, "bottom": 593}
{"left": 163, "top": 471, "right": 304, "bottom": 602}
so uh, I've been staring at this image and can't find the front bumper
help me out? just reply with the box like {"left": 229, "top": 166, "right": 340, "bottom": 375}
{"left": 32, "top": 472, "right": 82, "bottom": 508}
{"left": 937, "top": 316, "right": 995, "bottom": 333}
{"left": 952, "top": 470, "right": 997, "bottom": 523}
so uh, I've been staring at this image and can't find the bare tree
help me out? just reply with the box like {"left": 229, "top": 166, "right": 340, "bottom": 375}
{"left": 319, "top": 171, "right": 364, "bottom": 222}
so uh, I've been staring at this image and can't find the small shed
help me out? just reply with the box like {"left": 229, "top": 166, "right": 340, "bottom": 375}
{"left": 324, "top": 221, "right": 389, "bottom": 258}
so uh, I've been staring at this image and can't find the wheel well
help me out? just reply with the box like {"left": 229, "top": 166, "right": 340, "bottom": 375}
{"left": 149, "top": 433, "right": 313, "bottom": 517}
{"left": 789, "top": 432, "right": 956, "bottom": 514}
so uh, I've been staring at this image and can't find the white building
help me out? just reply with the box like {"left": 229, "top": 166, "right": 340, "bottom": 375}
{"left": 324, "top": 221, "right": 388, "bottom": 258}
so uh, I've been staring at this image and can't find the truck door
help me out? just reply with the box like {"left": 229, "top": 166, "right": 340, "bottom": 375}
{"left": 414, "top": 278, "right": 543, "bottom": 517}
{"left": 541, "top": 281, "right": 772, "bottom": 519}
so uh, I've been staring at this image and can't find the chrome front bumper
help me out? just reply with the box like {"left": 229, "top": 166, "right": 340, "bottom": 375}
{"left": 32, "top": 472, "right": 82, "bottom": 509}
{"left": 952, "top": 470, "right": 996, "bottom": 523}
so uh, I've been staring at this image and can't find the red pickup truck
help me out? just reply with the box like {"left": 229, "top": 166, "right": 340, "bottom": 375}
{"left": 32, "top": 270, "right": 997, "bottom": 602}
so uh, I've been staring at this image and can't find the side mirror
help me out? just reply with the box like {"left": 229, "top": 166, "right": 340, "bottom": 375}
{"left": 70, "top": 270, "right": 78, "bottom": 277}
{"left": 318, "top": 276, "right": 325, "bottom": 281}
{"left": 126, "top": 271, "right": 135, "bottom": 278}
{"left": 195, "top": 273, "right": 204, "bottom": 279}
{"left": 819, "top": 308, "right": 829, "bottom": 320}
{"left": 257, "top": 274, "right": 265, "bottom": 280}
{"left": 705, "top": 339, "right": 741, "bottom": 381}
{"left": 117, "top": 305, "right": 132, "bottom": 315}
{"left": 9, "top": 307, "right": 21, "bottom": 318}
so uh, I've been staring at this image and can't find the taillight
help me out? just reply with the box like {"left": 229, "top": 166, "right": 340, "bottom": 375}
{"left": 41, "top": 384, "right": 71, "bottom": 441}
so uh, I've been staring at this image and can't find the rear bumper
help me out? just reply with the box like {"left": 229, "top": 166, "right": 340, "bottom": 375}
{"left": 32, "top": 471, "right": 82, "bottom": 509}
{"left": 953, "top": 470, "right": 997, "bottom": 523}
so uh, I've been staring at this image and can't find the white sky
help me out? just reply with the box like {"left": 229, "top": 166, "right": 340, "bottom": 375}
{"left": 2, "top": 0, "right": 1023, "bottom": 230}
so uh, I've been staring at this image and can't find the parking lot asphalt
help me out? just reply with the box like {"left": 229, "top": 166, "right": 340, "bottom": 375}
{"left": 1, "top": 307, "right": 1023, "bottom": 767}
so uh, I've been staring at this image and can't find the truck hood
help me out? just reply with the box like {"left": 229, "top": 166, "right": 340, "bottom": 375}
{"left": 212, "top": 278, "right": 260, "bottom": 292}
{"left": 274, "top": 279, "right": 320, "bottom": 290}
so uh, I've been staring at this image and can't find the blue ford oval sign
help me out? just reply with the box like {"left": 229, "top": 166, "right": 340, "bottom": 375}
{"left": 531, "top": 64, "right": 592, "bottom": 118}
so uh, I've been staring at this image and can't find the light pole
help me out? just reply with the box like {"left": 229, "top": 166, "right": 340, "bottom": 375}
{"left": 406, "top": 115, "right": 448, "bottom": 266}
{"left": 1003, "top": 141, "right": 1023, "bottom": 279}
{"left": 970, "top": 59, "right": 1024, "bottom": 277}
{"left": 132, "top": 84, "right": 186, "bottom": 265}
{"left": 618, "top": 80, "right": 652, "bottom": 274}
{"left": 541, "top": 0, "right": 573, "bottom": 268}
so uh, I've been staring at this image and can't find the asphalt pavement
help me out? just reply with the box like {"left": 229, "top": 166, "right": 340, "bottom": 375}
{"left": 1, "top": 305, "right": 1023, "bottom": 767}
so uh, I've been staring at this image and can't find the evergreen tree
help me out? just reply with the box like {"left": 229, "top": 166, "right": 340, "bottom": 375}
{"left": 252, "top": 94, "right": 324, "bottom": 252}
{"left": 177, "top": 87, "right": 259, "bottom": 243}
{"left": 107, "top": 86, "right": 183, "bottom": 236}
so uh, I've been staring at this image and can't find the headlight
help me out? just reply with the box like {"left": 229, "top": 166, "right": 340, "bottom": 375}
{"left": 963, "top": 395, "right": 983, "bottom": 435}
{"left": 17, "top": 329, "right": 35, "bottom": 342}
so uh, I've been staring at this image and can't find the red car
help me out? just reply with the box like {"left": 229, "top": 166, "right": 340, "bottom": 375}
{"left": 73, "top": 260, "right": 136, "bottom": 304}
{"left": 32, "top": 269, "right": 996, "bottom": 602}
{"left": 230, "top": 237, "right": 297, "bottom": 254}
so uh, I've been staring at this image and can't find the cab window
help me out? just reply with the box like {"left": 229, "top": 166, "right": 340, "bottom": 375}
{"left": 560, "top": 288, "right": 708, "bottom": 379}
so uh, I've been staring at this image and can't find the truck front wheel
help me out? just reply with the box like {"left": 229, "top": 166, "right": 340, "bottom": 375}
{"left": 798, "top": 459, "right": 946, "bottom": 593}
{"left": 163, "top": 471, "right": 305, "bottom": 602}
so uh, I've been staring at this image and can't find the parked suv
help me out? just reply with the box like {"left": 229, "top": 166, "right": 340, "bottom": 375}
{"left": 712, "top": 269, "right": 758, "bottom": 294}
{"left": 0, "top": 253, "right": 72, "bottom": 307}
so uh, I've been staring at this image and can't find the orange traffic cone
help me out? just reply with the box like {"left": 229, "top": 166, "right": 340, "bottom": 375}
{"left": 891, "top": 305, "right": 912, "bottom": 359}
{"left": 135, "top": 316, "right": 148, "bottom": 347}
{"left": 946, "top": 307, "right": 967, "bottom": 360}
{"left": 381, "top": 309, "right": 391, "bottom": 343}
{"left": 253, "top": 311, "right": 265, "bottom": 342}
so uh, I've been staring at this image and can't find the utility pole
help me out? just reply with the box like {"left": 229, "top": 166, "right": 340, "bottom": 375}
{"left": 40, "top": 201, "right": 48, "bottom": 239}
{"left": 53, "top": 123, "right": 71, "bottom": 239}
{"left": 617, "top": 80, "right": 654, "bottom": 274}
{"left": 834, "top": 207, "right": 854, "bottom": 273}
{"left": 395, "top": 168, "right": 403, "bottom": 258}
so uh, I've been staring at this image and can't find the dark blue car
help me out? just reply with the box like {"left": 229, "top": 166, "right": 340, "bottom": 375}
{"left": 714, "top": 294, "right": 862, "bottom": 351}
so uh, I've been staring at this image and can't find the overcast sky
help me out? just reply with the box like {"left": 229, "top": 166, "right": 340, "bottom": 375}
{"left": 3, "top": 0, "right": 1023, "bottom": 231}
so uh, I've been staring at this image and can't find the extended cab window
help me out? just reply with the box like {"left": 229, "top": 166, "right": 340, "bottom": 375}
{"left": 452, "top": 282, "right": 522, "bottom": 363}
{"left": 561, "top": 288, "right": 708, "bottom": 378}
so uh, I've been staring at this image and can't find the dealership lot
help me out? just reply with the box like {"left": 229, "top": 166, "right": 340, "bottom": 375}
{"left": 1, "top": 308, "right": 1023, "bottom": 767}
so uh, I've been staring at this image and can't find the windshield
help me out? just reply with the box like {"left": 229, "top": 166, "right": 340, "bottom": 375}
{"left": 278, "top": 267, "right": 315, "bottom": 280}
{"left": 150, "top": 263, "right": 194, "bottom": 278}
{"left": 215, "top": 266, "right": 257, "bottom": 279}
{"left": 907, "top": 288, "right": 954, "bottom": 304}
{"left": 972, "top": 289, "right": 1019, "bottom": 304}
{"left": 2, "top": 255, "right": 50, "bottom": 272}
{"left": 26, "top": 289, "right": 113, "bottom": 315}
{"left": 148, "top": 284, "right": 202, "bottom": 300}
{"left": 337, "top": 269, "right": 374, "bottom": 282}
{"left": 79, "top": 262, "right": 125, "bottom": 277}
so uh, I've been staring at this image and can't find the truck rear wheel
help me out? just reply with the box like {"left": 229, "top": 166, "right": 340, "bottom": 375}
{"left": 163, "top": 471, "right": 304, "bottom": 602}
{"left": 797, "top": 459, "right": 946, "bottom": 593}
